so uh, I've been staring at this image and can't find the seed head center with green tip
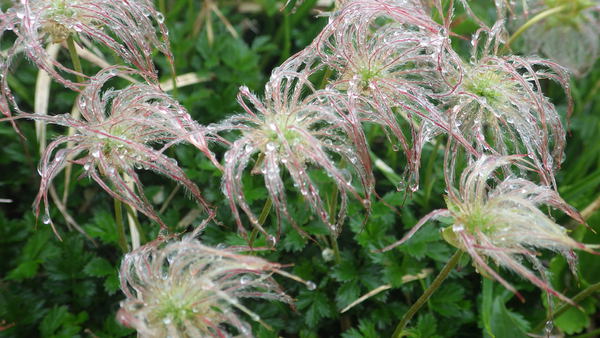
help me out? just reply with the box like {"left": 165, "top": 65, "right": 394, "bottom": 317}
{"left": 152, "top": 283, "right": 211, "bottom": 329}
{"left": 463, "top": 70, "right": 508, "bottom": 106}
{"left": 261, "top": 113, "right": 305, "bottom": 152}
{"left": 442, "top": 200, "right": 499, "bottom": 248}
{"left": 41, "top": 0, "right": 89, "bottom": 42}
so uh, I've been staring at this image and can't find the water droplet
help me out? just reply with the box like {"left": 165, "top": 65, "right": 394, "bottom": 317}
{"left": 216, "top": 243, "right": 226, "bottom": 249}
{"left": 42, "top": 214, "right": 51, "bottom": 225}
{"left": 453, "top": 224, "right": 465, "bottom": 232}
{"left": 92, "top": 149, "right": 100, "bottom": 158}
{"left": 163, "top": 316, "right": 172, "bottom": 325}
{"left": 266, "top": 235, "right": 277, "bottom": 247}
{"left": 321, "top": 248, "right": 334, "bottom": 262}
{"left": 141, "top": 7, "right": 151, "bottom": 16}
{"left": 306, "top": 281, "right": 317, "bottom": 290}
{"left": 544, "top": 320, "right": 553, "bottom": 335}
{"left": 156, "top": 12, "right": 165, "bottom": 23}
{"left": 240, "top": 276, "right": 251, "bottom": 285}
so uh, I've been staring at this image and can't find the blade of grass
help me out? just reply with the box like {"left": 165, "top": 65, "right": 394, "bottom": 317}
{"left": 34, "top": 43, "right": 60, "bottom": 154}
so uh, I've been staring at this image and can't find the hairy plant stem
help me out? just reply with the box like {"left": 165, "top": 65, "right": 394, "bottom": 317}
{"left": 505, "top": 5, "right": 568, "bottom": 49}
{"left": 533, "top": 282, "right": 600, "bottom": 333}
{"left": 63, "top": 36, "right": 86, "bottom": 205}
{"left": 423, "top": 139, "right": 441, "bottom": 209}
{"left": 328, "top": 186, "right": 342, "bottom": 263}
{"left": 123, "top": 174, "right": 143, "bottom": 249}
{"left": 392, "top": 249, "right": 463, "bottom": 337}
{"left": 66, "top": 36, "right": 85, "bottom": 84}
{"left": 249, "top": 198, "right": 273, "bottom": 247}
{"left": 114, "top": 199, "right": 129, "bottom": 253}
{"left": 124, "top": 203, "right": 146, "bottom": 246}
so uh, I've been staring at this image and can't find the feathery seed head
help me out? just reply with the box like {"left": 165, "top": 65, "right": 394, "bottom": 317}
{"left": 214, "top": 61, "right": 373, "bottom": 242}
{"left": 443, "top": 28, "right": 571, "bottom": 187}
{"left": 0, "top": 0, "right": 172, "bottom": 94}
{"left": 118, "top": 236, "right": 296, "bottom": 337}
{"left": 381, "top": 156, "right": 597, "bottom": 304}
{"left": 312, "top": 0, "right": 451, "bottom": 190}
{"left": 441, "top": 156, "right": 597, "bottom": 303}
{"left": 30, "top": 67, "right": 213, "bottom": 230}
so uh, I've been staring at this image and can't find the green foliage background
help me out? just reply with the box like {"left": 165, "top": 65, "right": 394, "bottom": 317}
{"left": 0, "top": 1, "right": 599, "bottom": 337}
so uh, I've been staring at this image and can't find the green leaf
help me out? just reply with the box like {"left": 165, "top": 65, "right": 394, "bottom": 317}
{"left": 84, "top": 257, "right": 120, "bottom": 295}
{"left": 481, "top": 278, "right": 494, "bottom": 337}
{"left": 6, "top": 260, "right": 40, "bottom": 280}
{"left": 481, "top": 284, "right": 530, "bottom": 338}
{"left": 83, "top": 257, "right": 113, "bottom": 277}
{"left": 296, "top": 290, "right": 334, "bottom": 327}
{"left": 83, "top": 210, "right": 119, "bottom": 245}
{"left": 332, "top": 258, "right": 359, "bottom": 282}
{"left": 430, "top": 283, "right": 464, "bottom": 317}
{"left": 341, "top": 319, "right": 378, "bottom": 338}
{"left": 335, "top": 281, "right": 361, "bottom": 309}
{"left": 39, "top": 306, "right": 88, "bottom": 337}
{"left": 554, "top": 307, "right": 588, "bottom": 335}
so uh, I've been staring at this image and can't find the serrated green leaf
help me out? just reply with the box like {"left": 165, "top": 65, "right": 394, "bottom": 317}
{"left": 83, "top": 257, "right": 113, "bottom": 277}
{"left": 296, "top": 291, "right": 334, "bottom": 327}
{"left": 39, "top": 306, "right": 87, "bottom": 337}
{"left": 341, "top": 319, "right": 378, "bottom": 338}
{"left": 430, "top": 283, "right": 464, "bottom": 317}
{"left": 336, "top": 281, "right": 361, "bottom": 309}
{"left": 482, "top": 287, "right": 530, "bottom": 338}
{"left": 554, "top": 307, "right": 588, "bottom": 335}
{"left": 6, "top": 260, "right": 40, "bottom": 280}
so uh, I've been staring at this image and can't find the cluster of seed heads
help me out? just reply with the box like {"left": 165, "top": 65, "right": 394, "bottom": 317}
{"left": 0, "top": 0, "right": 597, "bottom": 336}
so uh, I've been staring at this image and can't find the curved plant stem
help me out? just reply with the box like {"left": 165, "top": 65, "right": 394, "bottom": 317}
{"left": 249, "top": 198, "right": 273, "bottom": 247}
{"left": 533, "top": 282, "right": 600, "bottom": 333}
{"left": 581, "top": 194, "right": 600, "bottom": 221}
{"left": 63, "top": 36, "right": 85, "bottom": 206}
{"left": 114, "top": 199, "right": 129, "bottom": 253}
{"left": 328, "top": 185, "right": 342, "bottom": 263}
{"left": 573, "top": 327, "right": 600, "bottom": 338}
{"left": 392, "top": 249, "right": 463, "bottom": 337}
{"left": 505, "top": 5, "right": 567, "bottom": 49}
{"left": 66, "top": 36, "right": 85, "bottom": 84}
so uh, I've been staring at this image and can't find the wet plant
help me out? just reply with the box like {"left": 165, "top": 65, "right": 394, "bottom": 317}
{"left": 440, "top": 23, "right": 571, "bottom": 187}
{"left": 212, "top": 57, "right": 373, "bottom": 242}
{"left": 15, "top": 67, "right": 215, "bottom": 232}
{"left": 382, "top": 155, "right": 598, "bottom": 310}
{"left": 0, "top": 0, "right": 599, "bottom": 337}
{"left": 117, "top": 231, "right": 301, "bottom": 337}
{"left": 0, "top": 0, "right": 173, "bottom": 122}
{"left": 310, "top": 0, "right": 453, "bottom": 191}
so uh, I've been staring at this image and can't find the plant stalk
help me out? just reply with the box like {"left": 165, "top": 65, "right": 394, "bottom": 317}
{"left": 249, "top": 198, "right": 273, "bottom": 247}
{"left": 392, "top": 249, "right": 463, "bottom": 337}
{"left": 328, "top": 186, "right": 342, "bottom": 263}
{"left": 66, "top": 36, "right": 85, "bottom": 84}
{"left": 505, "top": 5, "right": 568, "bottom": 49}
{"left": 114, "top": 199, "right": 129, "bottom": 253}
